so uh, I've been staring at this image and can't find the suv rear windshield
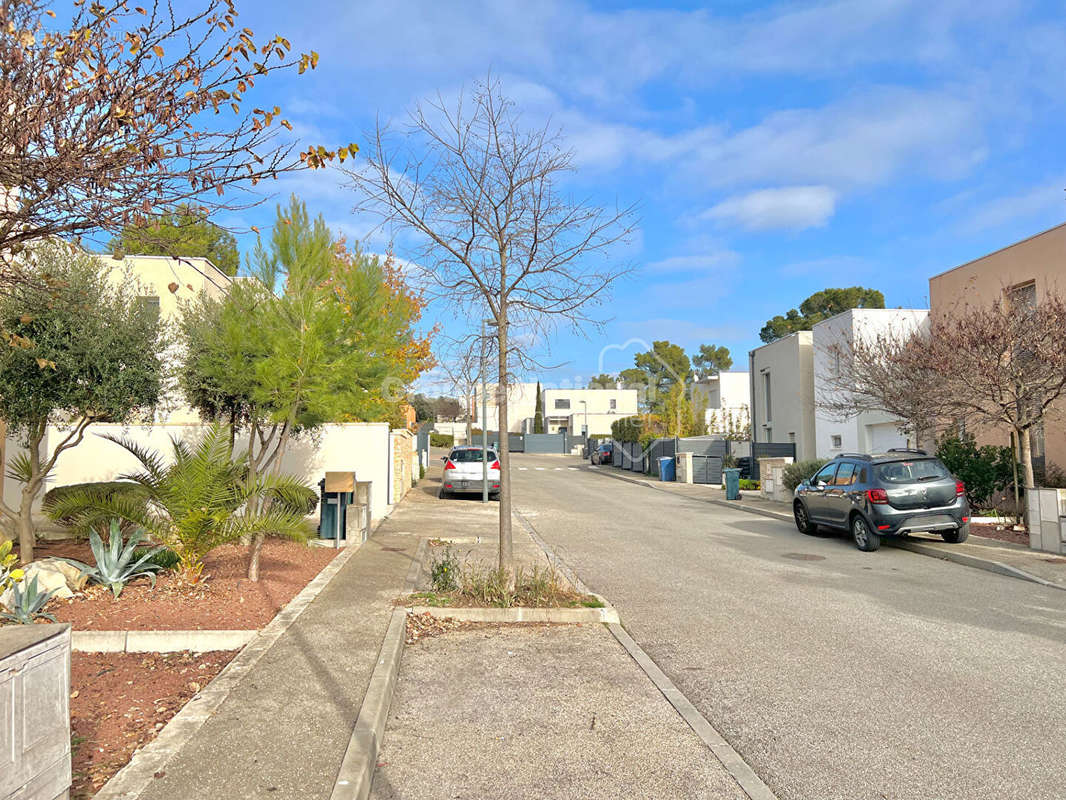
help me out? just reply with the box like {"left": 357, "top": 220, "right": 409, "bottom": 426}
{"left": 874, "top": 459, "right": 951, "bottom": 484}
{"left": 449, "top": 449, "right": 497, "bottom": 463}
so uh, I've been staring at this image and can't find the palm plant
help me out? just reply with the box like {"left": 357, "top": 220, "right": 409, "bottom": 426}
{"left": 46, "top": 424, "right": 313, "bottom": 584}
{"left": 61, "top": 521, "right": 165, "bottom": 598}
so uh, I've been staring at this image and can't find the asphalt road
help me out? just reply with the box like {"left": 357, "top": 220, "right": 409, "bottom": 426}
{"left": 509, "top": 452, "right": 1066, "bottom": 800}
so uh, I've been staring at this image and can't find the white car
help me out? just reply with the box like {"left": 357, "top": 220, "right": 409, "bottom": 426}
{"left": 441, "top": 446, "right": 500, "bottom": 499}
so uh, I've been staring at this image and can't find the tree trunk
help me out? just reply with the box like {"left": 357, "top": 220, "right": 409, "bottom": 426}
{"left": 247, "top": 529, "right": 264, "bottom": 582}
{"left": 496, "top": 317, "right": 513, "bottom": 587}
{"left": 465, "top": 393, "right": 473, "bottom": 445}
{"left": 247, "top": 420, "right": 294, "bottom": 581}
{"left": 17, "top": 486, "right": 35, "bottom": 564}
{"left": 1010, "top": 431, "right": 1021, "bottom": 523}
{"left": 1019, "top": 426, "right": 1035, "bottom": 489}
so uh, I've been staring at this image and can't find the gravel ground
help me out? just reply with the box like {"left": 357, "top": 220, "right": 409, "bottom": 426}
{"left": 372, "top": 623, "right": 747, "bottom": 800}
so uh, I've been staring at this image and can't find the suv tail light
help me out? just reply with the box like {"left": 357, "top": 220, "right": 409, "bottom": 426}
{"left": 866, "top": 488, "right": 888, "bottom": 504}
{"left": 444, "top": 459, "right": 457, "bottom": 470}
{"left": 490, "top": 459, "right": 500, "bottom": 470}
{"left": 955, "top": 480, "right": 965, "bottom": 497}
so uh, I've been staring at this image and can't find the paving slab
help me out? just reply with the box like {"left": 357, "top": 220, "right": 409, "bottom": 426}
{"left": 371, "top": 624, "right": 749, "bottom": 800}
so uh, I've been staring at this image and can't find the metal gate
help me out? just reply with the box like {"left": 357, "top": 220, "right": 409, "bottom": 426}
{"left": 644, "top": 438, "right": 677, "bottom": 475}
{"left": 524, "top": 433, "right": 566, "bottom": 454}
{"left": 749, "top": 443, "right": 796, "bottom": 479}
{"left": 691, "top": 454, "right": 723, "bottom": 484}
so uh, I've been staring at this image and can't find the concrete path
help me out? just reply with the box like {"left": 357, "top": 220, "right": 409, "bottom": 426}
{"left": 372, "top": 625, "right": 748, "bottom": 800}
{"left": 597, "top": 464, "right": 1066, "bottom": 588}
{"left": 521, "top": 453, "right": 1066, "bottom": 800}
{"left": 134, "top": 504, "right": 423, "bottom": 800}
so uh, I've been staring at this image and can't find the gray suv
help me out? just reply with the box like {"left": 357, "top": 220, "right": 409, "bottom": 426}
{"left": 793, "top": 449, "right": 970, "bottom": 552}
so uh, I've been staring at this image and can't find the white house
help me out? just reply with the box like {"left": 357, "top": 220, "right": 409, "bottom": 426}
{"left": 748, "top": 331, "right": 816, "bottom": 461}
{"left": 472, "top": 382, "right": 539, "bottom": 433}
{"left": 692, "top": 371, "right": 751, "bottom": 437}
{"left": 539, "top": 387, "right": 639, "bottom": 436}
{"left": 812, "top": 308, "right": 929, "bottom": 457}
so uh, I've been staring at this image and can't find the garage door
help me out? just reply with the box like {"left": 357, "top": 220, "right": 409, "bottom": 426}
{"left": 866, "top": 422, "right": 906, "bottom": 454}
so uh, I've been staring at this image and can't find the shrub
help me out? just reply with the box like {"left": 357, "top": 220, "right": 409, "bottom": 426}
{"left": 268, "top": 484, "right": 319, "bottom": 516}
{"left": 936, "top": 434, "right": 1015, "bottom": 507}
{"left": 783, "top": 459, "right": 828, "bottom": 492}
{"left": 135, "top": 546, "right": 181, "bottom": 572}
{"left": 722, "top": 453, "right": 738, "bottom": 470}
{"left": 0, "top": 540, "right": 22, "bottom": 593}
{"left": 430, "top": 433, "right": 454, "bottom": 448}
{"left": 430, "top": 546, "right": 460, "bottom": 592}
{"left": 738, "top": 479, "right": 760, "bottom": 490}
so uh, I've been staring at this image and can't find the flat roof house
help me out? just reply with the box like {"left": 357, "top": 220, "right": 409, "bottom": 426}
{"left": 812, "top": 308, "right": 929, "bottom": 458}
{"left": 929, "top": 222, "right": 1066, "bottom": 470}
{"left": 539, "top": 387, "right": 639, "bottom": 436}
{"left": 748, "top": 331, "right": 816, "bottom": 461}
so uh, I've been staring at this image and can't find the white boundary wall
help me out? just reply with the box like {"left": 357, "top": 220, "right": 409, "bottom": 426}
{"left": 4, "top": 422, "right": 393, "bottom": 524}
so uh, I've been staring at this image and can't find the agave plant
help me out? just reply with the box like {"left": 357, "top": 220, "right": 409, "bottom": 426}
{"left": 61, "top": 520, "right": 164, "bottom": 598}
{"left": 46, "top": 423, "right": 313, "bottom": 583}
{"left": 0, "top": 575, "right": 57, "bottom": 624}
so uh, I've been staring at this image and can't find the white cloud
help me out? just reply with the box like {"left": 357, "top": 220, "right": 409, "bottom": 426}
{"left": 958, "top": 180, "right": 1066, "bottom": 233}
{"left": 645, "top": 252, "right": 739, "bottom": 273}
{"left": 702, "top": 186, "right": 838, "bottom": 231}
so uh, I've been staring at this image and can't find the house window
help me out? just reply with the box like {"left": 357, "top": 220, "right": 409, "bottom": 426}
{"left": 763, "top": 372, "right": 772, "bottom": 422}
{"left": 788, "top": 432, "right": 795, "bottom": 444}
{"left": 1007, "top": 280, "right": 1036, "bottom": 309}
{"left": 554, "top": 398, "right": 570, "bottom": 410}
{"left": 831, "top": 434, "right": 842, "bottom": 449}
{"left": 609, "top": 398, "right": 616, "bottom": 410}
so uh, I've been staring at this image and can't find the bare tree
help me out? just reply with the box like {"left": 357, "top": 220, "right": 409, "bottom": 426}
{"left": 917, "top": 292, "right": 1066, "bottom": 492}
{"left": 348, "top": 79, "right": 636, "bottom": 581}
{"left": 817, "top": 326, "right": 943, "bottom": 450}
{"left": 0, "top": 0, "right": 352, "bottom": 288}
{"left": 433, "top": 338, "right": 482, "bottom": 443}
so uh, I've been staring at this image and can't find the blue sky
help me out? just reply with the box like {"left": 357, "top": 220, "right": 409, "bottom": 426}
{"left": 206, "top": 0, "right": 1066, "bottom": 389}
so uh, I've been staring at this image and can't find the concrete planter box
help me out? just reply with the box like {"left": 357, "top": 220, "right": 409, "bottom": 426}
{"left": 0, "top": 624, "right": 71, "bottom": 800}
{"left": 1026, "top": 488, "right": 1066, "bottom": 555}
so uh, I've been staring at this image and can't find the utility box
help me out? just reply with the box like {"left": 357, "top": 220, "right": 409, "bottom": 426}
{"left": 0, "top": 624, "right": 71, "bottom": 800}
{"left": 319, "top": 472, "right": 356, "bottom": 543}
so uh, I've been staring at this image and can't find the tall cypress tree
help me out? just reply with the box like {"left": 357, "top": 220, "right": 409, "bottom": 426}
{"left": 533, "top": 381, "right": 544, "bottom": 434}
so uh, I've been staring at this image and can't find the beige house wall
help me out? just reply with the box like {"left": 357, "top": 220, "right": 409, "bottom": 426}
{"left": 928, "top": 222, "right": 1066, "bottom": 468}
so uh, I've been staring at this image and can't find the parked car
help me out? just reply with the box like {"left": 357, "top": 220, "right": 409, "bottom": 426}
{"left": 441, "top": 446, "right": 500, "bottom": 499}
{"left": 792, "top": 449, "right": 970, "bottom": 552}
{"left": 591, "top": 442, "right": 613, "bottom": 465}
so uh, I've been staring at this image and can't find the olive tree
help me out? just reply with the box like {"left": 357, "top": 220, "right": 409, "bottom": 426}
{"left": 0, "top": 243, "right": 164, "bottom": 561}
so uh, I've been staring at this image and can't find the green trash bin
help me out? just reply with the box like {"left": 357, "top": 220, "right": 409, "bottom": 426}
{"left": 724, "top": 468, "right": 741, "bottom": 500}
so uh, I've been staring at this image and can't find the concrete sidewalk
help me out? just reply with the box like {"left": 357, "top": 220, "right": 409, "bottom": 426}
{"left": 592, "top": 465, "right": 1066, "bottom": 590}
{"left": 130, "top": 492, "right": 433, "bottom": 800}
{"left": 372, "top": 624, "right": 750, "bottom": 800}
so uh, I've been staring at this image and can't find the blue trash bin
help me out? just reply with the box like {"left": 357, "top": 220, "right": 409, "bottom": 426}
{"left": 658, "top": 456, "right": 676, "bottom": 482}
{"left": 724, "top": 468, "right": 741, "bottom": 500}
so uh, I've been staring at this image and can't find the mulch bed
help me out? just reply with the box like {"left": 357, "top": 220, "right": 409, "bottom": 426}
{"left": 70, "top": 650, "right": 234, "bottom": 799}
{"left": 970, "top": 522, "right": 1030, "bottom": 547}
{"left": 30, "top": 539, "right": 339, "bottom": 631}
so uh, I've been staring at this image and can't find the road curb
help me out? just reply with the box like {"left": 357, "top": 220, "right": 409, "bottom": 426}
{"left": 94, "top": 542, "right": 361, "bottom": 800}
{"left": 407, "top": 603, "right": 620, "bottom": 624}
{"left": 328, "top": 535, "right": 424, "bottom": 800}
{"left": 329, "top": 607, "right": 407, "bottom": 800}
{"left": 73, "top": 629, "right": 257, "bottom": 653}
{"left": 589, "top": 465, "right": 1064, "bottom": 590}
{"left": 891, "top": 539, "right": 1065, "bottom": 591}
{"left": 513, "top": 505, "right": 780, "bottom": 800}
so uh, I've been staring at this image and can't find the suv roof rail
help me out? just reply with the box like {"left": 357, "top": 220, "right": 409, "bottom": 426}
{"left": 839, "top": 452, "right": 872, "bottom": 460}
{"left": 886, "top": 447, "right": 928, "bottom": 455}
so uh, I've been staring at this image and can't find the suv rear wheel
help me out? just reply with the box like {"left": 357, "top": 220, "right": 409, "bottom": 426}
{"left": 794, "top": 501, "right": 818, "bottom": 535}
{"left": 941, "top": 524, "right": 969, "bottom": 544}
{"left": 851, "top": 514, "right": 881, "bottom": 552}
